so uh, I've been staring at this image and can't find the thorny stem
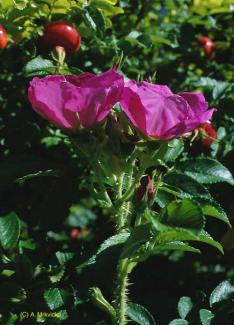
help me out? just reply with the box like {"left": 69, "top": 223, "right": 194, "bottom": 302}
{"left": 115, "top": 165, "right": 145, "bottom": 215}
{"left": 115, "top": 155, "right": 137, "bottom": 232}
{"left": 113, "top": 158, "right": 139, "bottom": 324}
{"left": 117, "top": 172, "right": 124, "bottom": 200}
{"left": 113, "top": 259, "right": 132, "bottom": 325}
{"left": 116, "top": 176, "right": 133, "bottom": 232}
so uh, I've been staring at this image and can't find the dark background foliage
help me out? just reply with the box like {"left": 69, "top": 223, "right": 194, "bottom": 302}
{"left": 0, "top": 1, "right": 234, "bottom": 324}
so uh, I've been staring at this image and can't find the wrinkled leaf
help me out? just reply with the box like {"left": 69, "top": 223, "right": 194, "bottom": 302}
{"left": 199, "top": 309, "right": 215, "bottom": 325}
{"left": 163, "top": 172, "right": 212, "bottom": 199}
{"left": 56, "top": 252, "right": 75, "bottom": 265}
{"left": 128, "top": 302, "right": 156, "bottom": 325}
{"left": 153, "top": 241, "right": 200, "bottom": 254}
{"left": 197, "top": 198, "right": 231, "bottom": 227}
{"left": 210, "top": 280, "right": 234, "bottom": 307}
{"left": 169, "top": 319, "right": 188, "bottom": 325}
{"left": 0, "top": 212, "right": 20, "bottom": 249}
{"left": 23, "top": 56, "right": 55, "bottom": 77}
{"left": 161, "top": 199, "right": 205, "bottom": 234}
{"left": 177, "top": 158, "right": 234, "bottom": 186}
{"left": 44, "top": 288, "right": 68, "bottom": 310}
{"left": 198, "top": 230, "right": 224, "bottom": 254}
{"left": 178, "top": 296, "right": 193, "bottom": 319}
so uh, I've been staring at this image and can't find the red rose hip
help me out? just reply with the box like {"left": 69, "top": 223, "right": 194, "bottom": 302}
{"left": 0, "top": 24, "right": 7, "bottom": 49}
{"left": 42, "top": 21, "right": 81, "bottom": 53}
{"left": 203, "top": 40, "right": 215, "bottom": 57}
{"left": 198, "top": 36, "right": 215, "bottom": 58}
{"left": 70, "top": 228, "right": 80, "bottom": 239}
{"left": 198, "top": 36, "right": 211, "bottom": 45}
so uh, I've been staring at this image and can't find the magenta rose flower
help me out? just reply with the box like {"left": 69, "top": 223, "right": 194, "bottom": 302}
{"left": 28, "top": 70, "right": 124, "bottom": 130}
{"left": 120, "top": 81, "right": 216, "bottom": 140}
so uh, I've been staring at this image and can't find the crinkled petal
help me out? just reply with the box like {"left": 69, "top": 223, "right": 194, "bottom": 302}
{"left": 121, "top": 84, "right": 193, "bottom": 138}
{"left": 28, "top": 75, "right": 78, "bottom": 129}
{"left": 178, "top": 92, "right": 208, "bottom": 114}
{"left": 121, "top": 82, "right": 216, "bottom": 140}
{"left": 28, "top": 70, "right": 124, "bottom": 129}
{"left": 63, "top": 70, "right": 124, "bottom": 127}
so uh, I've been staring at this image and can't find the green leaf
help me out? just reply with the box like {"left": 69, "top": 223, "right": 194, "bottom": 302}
{"left": 23, "top": 56, "right": 55, "bottom": 77}
{"left": 44, "top": 288, "right": 68, "bottom": 310}
{"left": 121, "top": 225, "right": 151, "bottom": 259}
{"left": 77, "top": 232, "right": 130, "bottom": 271}
{"left": 195, "top": 77, "right": 225, "bottom": 88}
{"left": 155, "top": 189, "right": 174, "bottom": 208}
{"left": 83, "top": 6, "right": 106, "bottom": 33}
{"left": 128, "top": 302, "right": 156, "bottom": 325}
{"left": 0, "top": 0, "right": 14, "bottom": 11}
{"left": 212, "top": 81, "right": 231, "bottom": 101}
{"left": 56, "top": 251, "right": 75, "bottom": 265}
{"left": 42, "top": 288, "right": 68, "bottom": 320}
{"left": 163, "top": 172, "right": 212, "bottom": 199}
{"left": 153, "top": 241, "right": 200, "bottom": 254}
{"left": 178, "top": 296, "right": 193, "bottom": 319}
{"left": 155, "top": 228, "right": 223, "bottom": 253}
{"left": 164, "top": 139, "right": 184, "bottom": 162}
{"left": 5, "top": 313, "right": 18, "bottom": 325}
{"left": 82, "top": 9, "right": 98, "bottom": 32}
{"left": 13, "top": 0, "right": 28, "bottom": 9}
{"left": 210, "top": 280, "right": 234, "bottom": 307}
{"left": 197, "top": 198, "right": 231, "bottom": 227}
{"left": 161, "top": 199, "right": 205, "bottom": 234}
{"left": 199, "top": 309, "right": 215, "bottom": 325}
{"left": 49, "top": 266, "right": 65, "bottom": 283}
{"left": 155, "top": 229, "right": 198, "bottom": 244}
{"left": 177, "top": 158, "right": 234, "bottom": 186}
{"left": 19, "top": 239, "right": 36, "bottom": 254}
{"left": 0, "top": 212, "right": 20, "bottom": 249}
{"left": 169, "top": 320, "right": 188, "bottom": 325}
{"left": 92, "top": 0, "right": 124, "bottom": 15}
{"left": 194, "top": 77, "right": 231, "bottom": 101}
{"left": 198, "top": 230, "right": 224, "bottom": 254}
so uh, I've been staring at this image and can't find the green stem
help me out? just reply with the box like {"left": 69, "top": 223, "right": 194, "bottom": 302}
{"left": 113, "top": 259, "right": 131, "bottom": 325}
{"left": 90, "top": 287, "right": 116, "bottom": 322}
{"left": 113, "top": 161, "right": 138, "bottom": 322}
{"left": 115, "top": 165, "right": 144, "bottom": 216}
{"left": 117, "top": 172, "right": 124, "bottom": 200}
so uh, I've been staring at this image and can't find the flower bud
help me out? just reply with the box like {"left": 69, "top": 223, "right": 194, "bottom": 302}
{"left": 137, "top": 175, "right": 155, "bottom": 202}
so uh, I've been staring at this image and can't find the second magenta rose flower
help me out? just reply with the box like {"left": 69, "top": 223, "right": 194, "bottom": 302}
{"left": 120, "top": 81, "right": 216, "bottom": 140}
{"left": 28, "top": 69, "right": 124, "bottom": 130}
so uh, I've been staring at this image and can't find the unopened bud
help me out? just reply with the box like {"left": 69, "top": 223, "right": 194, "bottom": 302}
{"left": 137, "top": 175, "right": 155, "bottom": 202}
